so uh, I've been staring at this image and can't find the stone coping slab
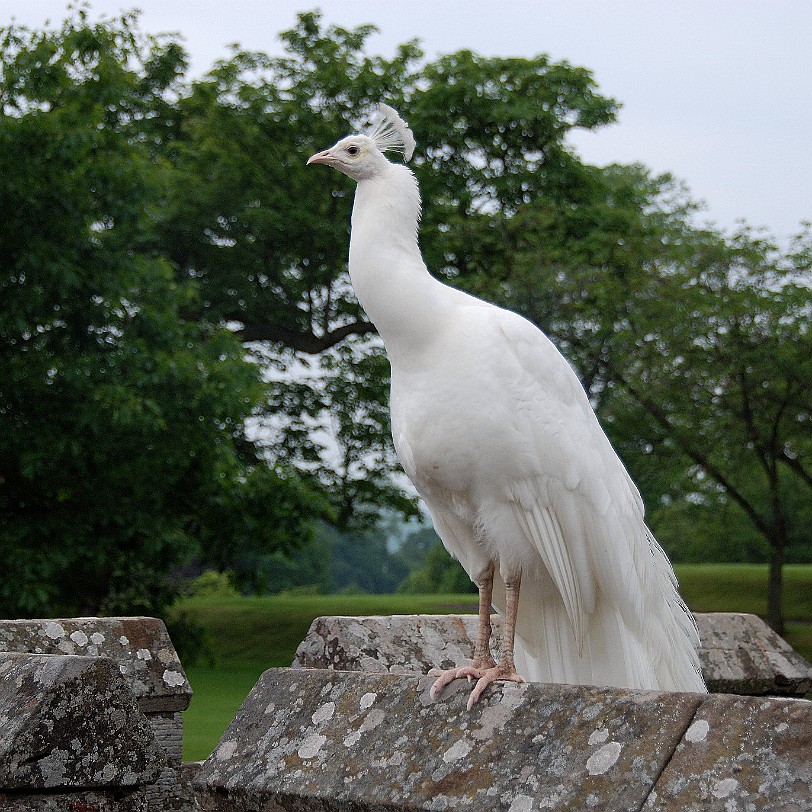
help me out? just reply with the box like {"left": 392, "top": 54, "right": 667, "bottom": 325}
{"left": 293, "top": 612, "right": 812, "bottom": 697}
{"left": 196, "top": 668, "right": 812, "bottom": 811}
{"left": 0, "top": 652, "right": 164, "bottom": 790}
{"left": 695, "top": 612, "right": 812, "bottom": 695}
{"left": 197, "top": 668, "right": 702, "bottom": 811}
{"left": 643, "top": 693, "right": 812, "bottom": 811}
{"left": 0, "top": 616, "right": 191, "bottom": 712}
{"left": 0, "top": 788, "right": 149, "bottom": 812}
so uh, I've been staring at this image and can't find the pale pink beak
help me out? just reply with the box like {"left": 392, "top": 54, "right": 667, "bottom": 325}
{"left": 306, "top": 149, "right": 334, "bottom": 166}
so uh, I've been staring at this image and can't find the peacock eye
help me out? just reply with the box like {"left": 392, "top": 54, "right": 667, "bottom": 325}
{"left": 347, "top": 145, "right": 359, "bottom": 156}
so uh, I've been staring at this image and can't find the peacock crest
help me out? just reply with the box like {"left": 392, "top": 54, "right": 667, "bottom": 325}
{"left": 367, "top": 103, "right": 416, "bottom": 162}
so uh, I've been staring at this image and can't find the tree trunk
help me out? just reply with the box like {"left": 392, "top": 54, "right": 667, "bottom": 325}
{"left": 766, "top": 537, "right": 785, "bottom": 635}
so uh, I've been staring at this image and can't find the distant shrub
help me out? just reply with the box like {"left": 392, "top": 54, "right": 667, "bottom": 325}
{"left": 188, "top": 570, "right": 240, "bottom": 599}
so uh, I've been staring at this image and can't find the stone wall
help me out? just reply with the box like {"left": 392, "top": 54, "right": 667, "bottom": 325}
{"left": 0, "top": 651, "right": 164, "bottom": 811}
{"left": 0, "top": 617, "right": 197, "bottom": 811}
{"left": 2, "top": 613, "right": 810, "bottom": 810}
{"left": 293, "top": 612, "right": 812, "bottom": 696}
{"left": 193, "top": 667, "right": 812, "bottom": 811}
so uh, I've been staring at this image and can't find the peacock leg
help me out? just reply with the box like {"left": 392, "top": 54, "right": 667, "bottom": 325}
{"left": 429, "top": 562, "right": 495, "bottom": 699}
{"left": 462, "top": 571, "right": 525, "bottom": 709}
{"left": 430, "top": 564, "right": 524, "bottom": 709}
{"left": 470, "top": 561, "right": 497, "bottom": 669}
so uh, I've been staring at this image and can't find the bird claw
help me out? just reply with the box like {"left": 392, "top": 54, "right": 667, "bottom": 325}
{"left": 427, "top": 667, "right": 448, "bottom": 699}
{"left": 429, "top": 665, "right": 479, "bottom": 700}
{"left": 428, "top": 664, "right": 524, "bottom": 709}
{"left": 466, "top": 667, "right": 525, "bottom": 711}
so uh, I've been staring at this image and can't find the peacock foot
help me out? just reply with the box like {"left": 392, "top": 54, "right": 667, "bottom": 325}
{"left": 428, "top": 663, "right": 525, "bottom": 711}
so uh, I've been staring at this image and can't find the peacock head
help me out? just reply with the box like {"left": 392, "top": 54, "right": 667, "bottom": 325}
{"left": 307, "top": 134, "right": 390, "bottom": 181}
{"left": 307, "top": 103, "right": 415, "bottom": 182}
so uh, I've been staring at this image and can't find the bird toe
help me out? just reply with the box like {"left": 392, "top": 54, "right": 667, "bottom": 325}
{"left": 428, "top": 663, "right": 525, "bottom": 708}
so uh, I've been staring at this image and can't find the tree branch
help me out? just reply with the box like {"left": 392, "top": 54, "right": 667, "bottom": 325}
{"left": 778, "top": 450, "right": 812, "bottom": 490}
{"left": 234, "top": 318, "right": 377, "bottom": 354}
{"left": 601, "top": 356, "right": 772, "bottom": 537}
{"left": 736, "top": 365, "right": 769, "bottom": 471}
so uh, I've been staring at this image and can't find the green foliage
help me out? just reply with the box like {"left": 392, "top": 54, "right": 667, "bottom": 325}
{"left": 228, "top": 530, "right": 334, "bottom": 596}
{"left": 589, "top": 225, "right": 812, "bottom": 628}
{"left": 0, "top": 10, "right": 319, "bottom": 618}
{"left": 209, "top": 519, "right": 434, "bottom": 597}
{"left": 412, "top": 51, "right": 617, "bottom": 291}
{"left": 187, "top": 571, "right": 240, "bottom": 599}
{"left": 266, "top": 340, "right": 419, "bottom": 529}
{"left": 157, "top": 11, "right": 421, "bottom": 352}
{"left": 649, "top": 499, "right": 768, "bottom": 564}
{"left": 399, "top": 541, "right": 477, "bottom": 594}
{"left": 326, "top": 524, "right": 410, "bottom": 593}
{"left": 395, "top": 526, "right": 443, "bottom": 571}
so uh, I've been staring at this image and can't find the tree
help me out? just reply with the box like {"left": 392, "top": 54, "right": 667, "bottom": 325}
{"left": 597, "top": 226, "right": 812, "bottom": 631}
{"left": 150, "top": 12, "right": 620, "bottom": 523}
{"left": 0, "top": 11, "right": 319, "bottom": 617}
{"left": 398, "top": 539, "right": 477, "bottom": 595}
{"left": 159, "top": 15, "right": 812, "bottom": 628}
{"left": 150, "top": 11, "right": 812, "bottom": 625}
{"left": 156, "top": 11, "right": 421, "bottom": 353}
{"left": 6, "top": 9, "right": 807, "bottom": 626}
{"left": 229, "top": 529, "right": 334, "bottom": 595}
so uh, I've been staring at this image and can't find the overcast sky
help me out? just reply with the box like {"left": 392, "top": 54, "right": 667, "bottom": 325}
{"left": 10, "top": 1, "right": 812, "bottom": 241}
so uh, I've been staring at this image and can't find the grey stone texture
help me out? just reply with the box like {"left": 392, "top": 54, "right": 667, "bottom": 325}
{"left": 293, "top": 613, "right": 482, "bottom": 675}
{"left": 643, "top": 693, "right": 812, "bottom": 811}
{"left": 0, "top": 616, "right": 192, "bottom": 715}
{"left": 0, "top": 616, "right": 191, "bottom": 767}
{"left": 0, "top": 617, "right": 198, "bottom": 811}
{"left": 695, "top": 612, "right": 812, "bottom": 695}
{"left": 3, "top": 612, "right": 809, "bottom": 810}
{"left": 0, "top": 652, "right": 163, "bottom": 790}
{"left": 0, "top": 787, "right": 154, "bottom": 812}
{"left": 195, "top": 667, "right": 812, "bottom": 811}
{"left": 151, "top": 710, "right": 187, "bottom": 763}
{"left": 293, "top": 612, "right": 812, "bottom": 697}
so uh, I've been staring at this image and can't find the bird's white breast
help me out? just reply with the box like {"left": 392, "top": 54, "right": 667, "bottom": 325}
{"left": 390, "top": 306, "right": 554, "bottom": 498}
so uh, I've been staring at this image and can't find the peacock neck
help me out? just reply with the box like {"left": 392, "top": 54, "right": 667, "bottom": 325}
{"left": 348, "top": 165, "right": 450, "bottom": 362}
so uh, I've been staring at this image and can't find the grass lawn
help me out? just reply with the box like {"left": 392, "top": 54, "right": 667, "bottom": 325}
{"left": 174, "top": 565, "right": 812, "bottom": 761}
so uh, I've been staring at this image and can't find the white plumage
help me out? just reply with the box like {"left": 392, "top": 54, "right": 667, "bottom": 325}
{"left": 308, "top": 105, "right": 706, "bottom": 705}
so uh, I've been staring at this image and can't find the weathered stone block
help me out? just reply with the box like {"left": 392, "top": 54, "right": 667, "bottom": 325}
{"left": 0, "top": 619, "right": 198, "bottom": 810}
{"left": 0, "top": 787, "right": 150, "bottom": 812}
{"left": 643, "top": 693, "right": 812, "bottom": 811}
{"left": 196, "top": 667, "right": 703, "bottom": 811}
{"left": 0, "top": 616, "right": 192, "bottom": 713}
{"left": 150, "top": 710, "right": 186, "bottom": 763}
{"left": 694, "top": 612, "right": 812, "bottom": 696}
{"left": 0, "top": 652, "right": 164, "bottom": 790}
{"left": 293, "top": 613, "right": 812, "bottom": 696}
{"left": 293, "top": 613, "right": 480, "bottom": 675}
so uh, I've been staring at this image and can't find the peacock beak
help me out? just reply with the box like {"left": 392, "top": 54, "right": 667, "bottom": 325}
{"left": 306, "top": 149, "right": 335, "bottom": 166}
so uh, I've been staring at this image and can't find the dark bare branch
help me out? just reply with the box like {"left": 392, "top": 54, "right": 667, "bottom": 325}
{"left": 234, "top": 318, "right": 377, "bottom": 353}
{"left": 778, "top": 450, "right": 812, "bottom": 489}
{"left": 602, "top": 357, "right": 772, "bottom": 537}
